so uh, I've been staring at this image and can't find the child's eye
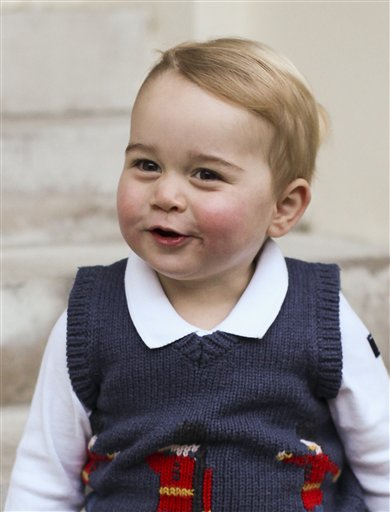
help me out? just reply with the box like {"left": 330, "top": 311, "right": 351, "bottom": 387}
{"left": 134, "top": 159, "right": 159, "bottom": 172}
{"left": 194, "top": 168, "right": 222, "bottom": 181}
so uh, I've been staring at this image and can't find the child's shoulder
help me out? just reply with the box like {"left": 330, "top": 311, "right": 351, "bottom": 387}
{"left": 72, "top": 257, "right": 128, "bottom": 283}
{"left": 284, "top": 256, "right": 340, "bottom": 284}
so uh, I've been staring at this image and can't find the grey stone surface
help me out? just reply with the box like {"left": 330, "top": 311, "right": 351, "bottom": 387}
{"left": 3, "top": 4, "right": 149, "bottom": 114}
{"left": 4, "top": 114, "right": 129, "bottom": 196}
{"left": 3, "top": 242, "right": 129, "bottom": 405}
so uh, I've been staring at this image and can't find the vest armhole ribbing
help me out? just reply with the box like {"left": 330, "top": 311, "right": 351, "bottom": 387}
{"left": 314, "top": 263, "right": 343, "bottom": 399}
{"left": 66, "top": 266, "right": 102, "bottom": 410}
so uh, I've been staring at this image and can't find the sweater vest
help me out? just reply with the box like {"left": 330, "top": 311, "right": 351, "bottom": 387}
{"left": 67, "top": 257, "right": 366, "bottom": 512}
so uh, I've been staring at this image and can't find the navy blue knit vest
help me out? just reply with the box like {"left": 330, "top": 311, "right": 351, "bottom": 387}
{"left": 67, "top": 258, "right": 366, "bottom": 511}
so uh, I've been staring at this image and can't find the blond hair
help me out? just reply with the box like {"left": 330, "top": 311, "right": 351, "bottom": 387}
{"left": 141, "top": 38, "right": 328, "bottom": 196}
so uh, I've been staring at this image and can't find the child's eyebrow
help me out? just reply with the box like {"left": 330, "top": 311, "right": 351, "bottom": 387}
{"left": 189, "top": 152, "right": 244, "bottom": 172}
{"left": 125, "top": 142, "right": 157, "bottom": 155}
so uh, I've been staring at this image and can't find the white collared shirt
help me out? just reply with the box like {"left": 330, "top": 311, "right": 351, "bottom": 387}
{"left": 126, "top": 238, "right": 288, "bottom": 346}
{"left": 5, "top": 240, "right": 389, "bottom": 512}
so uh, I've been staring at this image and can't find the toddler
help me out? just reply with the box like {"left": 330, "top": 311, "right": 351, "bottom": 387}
{"left": 5, "top": 38, "right": 389, "bottom": 512}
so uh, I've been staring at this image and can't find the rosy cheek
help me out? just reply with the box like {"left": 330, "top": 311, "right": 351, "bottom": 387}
{"left": 196, "top": 200, "right": 245, "bottom": 238}
{"left": 117, "top": 179, "right": 140, "bottom": 218}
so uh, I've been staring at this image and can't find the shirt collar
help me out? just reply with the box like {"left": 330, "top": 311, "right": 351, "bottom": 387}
{"left": 124, "top": 238, "right": 288, "bottom": 349}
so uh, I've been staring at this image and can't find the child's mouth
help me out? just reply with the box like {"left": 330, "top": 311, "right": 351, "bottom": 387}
{"left": 153, "top": 228, "right": 181, "bottom": 238}
{"left": 149, "top": 227, "right": 190, "bottom": 246}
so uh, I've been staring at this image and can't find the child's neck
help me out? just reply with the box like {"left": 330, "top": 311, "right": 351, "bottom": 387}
{"left": 157, "top": 264, "right": 255, "bottom": 331}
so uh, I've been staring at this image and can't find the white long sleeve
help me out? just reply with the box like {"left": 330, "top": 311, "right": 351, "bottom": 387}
{"left": 328, "top": 294, "right": 390, "bottom": 512}
{"left": 5, "top": 311, "right": 91, "bottom": 512}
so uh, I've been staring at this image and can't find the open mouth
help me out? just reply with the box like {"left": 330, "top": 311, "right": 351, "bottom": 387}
{"left": 149, "top": 227, "right": 190, "bottom": 246}
{"left": 152, "top": 228, "right": 182, "bottom": 238}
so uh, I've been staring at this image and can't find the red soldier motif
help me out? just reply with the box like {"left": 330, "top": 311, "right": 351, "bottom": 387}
{"left": 82, "top": 435, "right": 117, "bottom": 486}
{"left": 277, "top": 439, "right": 341, "bottom": 511}
{"left": 147, "top": 444, "right": 213, "bottom": 512}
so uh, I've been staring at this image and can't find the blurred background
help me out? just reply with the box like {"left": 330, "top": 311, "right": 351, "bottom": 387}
{"left": 2, "top": 0, "right": 389, "bottom": 502}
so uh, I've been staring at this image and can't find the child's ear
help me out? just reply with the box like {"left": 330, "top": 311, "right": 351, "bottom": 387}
{"left": 267, "top": 178, "right": 311, "bottom": 238}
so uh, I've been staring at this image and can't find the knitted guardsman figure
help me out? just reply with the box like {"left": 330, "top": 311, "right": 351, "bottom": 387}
{"left": 147, "top": 445, "right": 212, "bottom": 512}
{"left": 82, "top": 441, "right": 213, "bottom": 512}
{"left": 277, "top": 439, "right": 341, "bottom": 511}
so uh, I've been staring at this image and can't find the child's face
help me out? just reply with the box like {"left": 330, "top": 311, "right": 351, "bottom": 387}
{"left": 117, "top": 71, "right": 278, "bottom": 286}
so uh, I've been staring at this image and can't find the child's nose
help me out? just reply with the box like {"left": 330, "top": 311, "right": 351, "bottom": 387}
{"left": 150, "top": 173, "right": 187, "bottom": 212}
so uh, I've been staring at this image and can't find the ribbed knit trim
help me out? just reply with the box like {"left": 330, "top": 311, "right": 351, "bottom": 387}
{"left": 67, "top": 266, "right": 101, "bottom": 410}
{"left": 314, "top": 263, "right": 342, "bottom": 399}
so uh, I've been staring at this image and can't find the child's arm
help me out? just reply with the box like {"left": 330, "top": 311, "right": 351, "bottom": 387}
{"left": 4, "top": 311, "right": 91, "bottom": 511}
{"left": 328, "top": 294, "right": 390, "bottom": 512}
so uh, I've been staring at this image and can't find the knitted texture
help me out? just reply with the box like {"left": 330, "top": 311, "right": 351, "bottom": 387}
{"left": 67, "top": 258, "right": 366, "bottom": 512}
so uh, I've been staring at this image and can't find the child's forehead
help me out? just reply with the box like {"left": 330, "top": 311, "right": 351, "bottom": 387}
{"left": 131, "top": 71, "right": 273, "bottom": 157}
{"left": 134, "top": 71, "right": 250, "bottom": 121}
